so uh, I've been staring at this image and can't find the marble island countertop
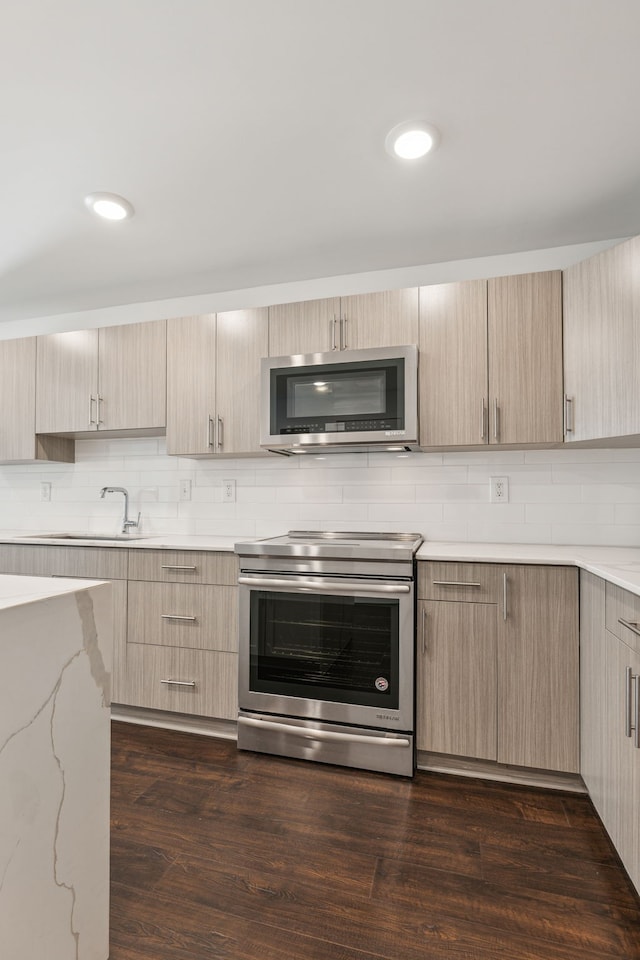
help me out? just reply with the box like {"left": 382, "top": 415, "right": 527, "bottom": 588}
{"left": 2, "top": 530, "right": 640, "bottom": 596}
{"left": 0, "top": 572, "right": 106, "bottom": 609}
{"left": 0, "top": 572, "right": 111, "bottom": 959}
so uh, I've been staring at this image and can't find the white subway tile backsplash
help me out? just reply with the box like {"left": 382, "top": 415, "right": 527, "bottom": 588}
{"left": 1, "top": 437, "right": 640, "bottom": 546}
{"left": 343, "top": 484, "right": 415, "bottom": 503}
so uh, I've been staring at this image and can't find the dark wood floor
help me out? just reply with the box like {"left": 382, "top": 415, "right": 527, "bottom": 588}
{"left": 110, "top": 721, "right": 640, "bottom": 960}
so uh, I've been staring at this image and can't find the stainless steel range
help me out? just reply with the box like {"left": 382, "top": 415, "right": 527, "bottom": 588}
{"left": 234, "top": 530, "right": 423, "bottom": 777}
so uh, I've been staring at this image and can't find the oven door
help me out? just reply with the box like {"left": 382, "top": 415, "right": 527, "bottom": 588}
{"left": 238, "top": 571, "right": 414, "bottom": 731}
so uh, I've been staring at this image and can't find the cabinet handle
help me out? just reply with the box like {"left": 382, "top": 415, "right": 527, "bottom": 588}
{"left": 502, "top": 572, "right": 507, "bottom": 621}
{"left": 618, "top": 617, "right": 640, "bottom": 637}
{"left": 564, "top": 395, "right": 574, "bottom": 435}
{"left": 89, "top": 395, "right": 97, "bottom": 425}
{"left": 432, "top": 580, "right": 481, "bottom": 588}
{"left": 161, "top": 564, "right": 198, "bottom": 572}
{"left": 625, "top": 666, "right": 634, "bottom": 738}
{"left": 493, "top": 398, "right": 500, "bottom": 442}
{"left": 160, "top": 678, "right": 196, "bottom": 688}
{"left": 421, "top": 607, "right": 427, "bottom": 655}
{"left": 97, "top": 395, "right": 104, "bottom": 424}
{"left": 480, "top": 399, "right": 487, "bottom": 441}
{"left": 208, "top": 416, "right": 215, "bottom": 448}
{"left": 341, "top": 316, "right": 348, "bottom": 350}
{"left": 161, "top": 614, "right": 197, "bottom": 622}
{"left": 634, "top": 675, "right": 640, "bottom": 749}
{"left": 331, "top": 317, "right": 338, "bottom": 351}
{"left": 217, "top": 416, "right": 224, "bottom": 451}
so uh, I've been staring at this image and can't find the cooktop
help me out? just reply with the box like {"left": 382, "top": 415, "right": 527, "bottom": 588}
{"left": 234, "top": 530, "right": 423, "bottom": 562}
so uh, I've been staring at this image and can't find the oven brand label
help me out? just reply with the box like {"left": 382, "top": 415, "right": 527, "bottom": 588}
{"left": 375, "top": 677, "right": 389, "bottom": 692}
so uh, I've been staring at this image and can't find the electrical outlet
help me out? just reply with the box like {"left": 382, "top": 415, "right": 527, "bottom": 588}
{"left": 490, "top": 476, "right": 509, "bottom": 503}
{"left": 40, "top": 482, "right": 52, "bottom": 502}
{"left": 179, "top": 479, "right": 192, "bottom": 501}
{"left": 222, "top": 479, "right": 236, "bottom": 503}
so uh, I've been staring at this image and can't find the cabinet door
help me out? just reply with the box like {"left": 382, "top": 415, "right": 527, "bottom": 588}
{"left": 268, "top": 298, "right": 340, "bottom": 356}
{"left": 497, "top": 565, "right": 579, "bottom": 772}
{"left": 216, "top": 308, "right": 268, "bottom": 455}
{"left": 417, "top": 599, "right": 498, "bottom": 760}
{"left": 125, "top": 645, "right": 238, "bottom": 719}
{"left": 166, "top": 315, "right": 217, "bottom": 456}
{"left": 0, "top": 337, "right": 37, "bottom": 460}
{"left": 604, "top": 637, "right": 640, "bottom": 891}
{"left": 563, "top": 236, "right": 640, "bottom": 442}
{"left": 339, "top": 289, "right": 418, "bottom": 350}
{"left": 579, "top": 572, "right": 607, "bottom": 814}
{"left": 127, "top": 581, "right": 238, "bottom": 652}
{"left": 36, "top": 329, "right": 99, "bottom": 433}
{"left": 488, "top": 271, "right": 563, "bottom": 445}
{"left": 419, "top": 280, "right": 488, "bottom": 446}
{"left": 98, "top": 320, "right": 166, "bottom": 431}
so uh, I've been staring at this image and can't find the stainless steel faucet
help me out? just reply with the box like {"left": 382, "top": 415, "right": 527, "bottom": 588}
{"left": 99, "top": 486, "right": 140, "bottom": 535}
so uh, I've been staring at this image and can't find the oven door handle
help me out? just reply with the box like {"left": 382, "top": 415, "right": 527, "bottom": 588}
{"left": 238, "top": 716, "right": 411, "bottom": 747}
{"left": 238, "top": 576, "right": 410, "bottom": 594}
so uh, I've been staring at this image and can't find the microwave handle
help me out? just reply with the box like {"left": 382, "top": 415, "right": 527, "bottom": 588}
{"left": 239, "top": 575, "right": 410, "bottom": 595}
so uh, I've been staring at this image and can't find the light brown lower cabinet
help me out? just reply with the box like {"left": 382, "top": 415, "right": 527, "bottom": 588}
{"left": 417, "top": 561, "right": 579, "bottom": 773}
{"left": 0, "top": 544, "right": 239, "bottom": 722}
{"left": 124, "top": 549, "right": 239, "bottom": 720}
{"left": 124, "top": 645, "right": 238, "bottom": 719}
{"left": 581, "top": 571, "right": 640, "bottom": 894}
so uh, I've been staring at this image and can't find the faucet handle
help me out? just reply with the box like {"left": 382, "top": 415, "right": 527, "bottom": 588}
{"left": 123, "top": 512, "right": 141, "bottom": 532}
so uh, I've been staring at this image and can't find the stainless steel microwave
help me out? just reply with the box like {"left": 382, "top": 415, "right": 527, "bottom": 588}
{"left": 260, "top": 344, "right": 419, "bottom": 454}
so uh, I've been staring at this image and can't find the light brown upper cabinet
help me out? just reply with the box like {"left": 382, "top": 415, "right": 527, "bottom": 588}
{"left": 563, "top": 235, "right": 640, "bottom": 443}
{"left": 419, "top": 271, "right": 563, "bottom": 447}
{"left": 166, "top": 308, "right": 268, "bottom": 457}
{"left": 35, "top": 320, "right": 167, "bottom": 435}
{"left": 419, "top": 280, "right": 488, "bottom": 446}
{"left": 0, "top": 337, "right": 74, "bottom": 463}
{"left": 268, "top": 289, "right": 419, "bottom": 356}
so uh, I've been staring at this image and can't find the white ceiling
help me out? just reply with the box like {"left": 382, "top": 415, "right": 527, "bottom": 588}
{"left": 1, "top": 0, "right": 640, "bottom": 325}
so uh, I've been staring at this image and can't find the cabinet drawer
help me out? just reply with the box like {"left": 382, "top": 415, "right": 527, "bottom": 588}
{"left": 418, "top": 562, "right": 500, "bottom": 602}
{"left": 0, "top": 543, "right": 127, "bottom": 580}
{"left": 605, "top": 582, "right": 640, "bottom": 655}
{"left": 127, "top": 581, "right": 238, "bottom": 652}
{"left": 125, "top": 645, "right": 238, "bottom": 720}
{"left": 127, "top": 549, "right": 237, "bottom": 585}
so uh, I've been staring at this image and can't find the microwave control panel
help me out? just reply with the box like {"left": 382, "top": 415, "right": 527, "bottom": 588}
{"left": 280, "top": 419, "right": 400, "bottom": 434}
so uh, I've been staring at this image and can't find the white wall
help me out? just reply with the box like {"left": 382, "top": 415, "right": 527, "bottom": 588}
{"left": 0, "top": 237, "right": 621, "bottom": 340}
{"left": 2, "top": 438, "right": 640, "bottom": 546}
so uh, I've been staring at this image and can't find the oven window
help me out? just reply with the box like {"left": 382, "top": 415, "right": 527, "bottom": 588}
{"left": 249, "top": 590, "right": 399, "bottom": 708}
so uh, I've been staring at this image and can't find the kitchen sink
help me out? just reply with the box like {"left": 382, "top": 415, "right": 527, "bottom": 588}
{"left": 21, "top": 533, "right": 147, "bottom": 542}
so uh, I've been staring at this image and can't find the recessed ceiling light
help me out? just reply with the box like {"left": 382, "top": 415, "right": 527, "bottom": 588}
{"left": 84, "top": 192, "right": 134, "bottom": 221}
{"left": 385, "top": 121, "right": 440, "bottom": 160}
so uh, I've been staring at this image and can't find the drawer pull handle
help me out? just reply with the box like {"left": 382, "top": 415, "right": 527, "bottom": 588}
{"left": 161, "top": 565, "right": 198, "bottom": 572}
{"left": 432, "top": 580, "right": 481, "bottom": 588}
{"left": 618, "top": 617, "right": 640, "bottom": 637}
{"left": 161, "top": 614, "right": 197, "bottom": 622}
{"left": 160, "top": 678, "right": 196, "bottom": 688}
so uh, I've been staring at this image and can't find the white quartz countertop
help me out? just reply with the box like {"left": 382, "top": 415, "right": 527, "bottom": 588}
{"left": 0, "top": 531, "right": 239, "bottom": 551}
{"left": 416, "top": 541, "right": 640, "bottom": 597}
{"left": 0, "top": 574, "right": 105, "bottom": 610}
{"left": 3, "top": 530, "right": 640, "bottom": 597}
